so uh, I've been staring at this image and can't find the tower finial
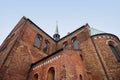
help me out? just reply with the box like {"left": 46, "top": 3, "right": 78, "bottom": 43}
{"left": 55, "top": 21, "right": 59, "bottom": 34}
{"left": 53, "top": 21, "right": 60, "bottom": 41}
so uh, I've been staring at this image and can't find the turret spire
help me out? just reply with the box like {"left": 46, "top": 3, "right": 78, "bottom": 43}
{"left": 53, "top": 21, "right": 60, "bottom": 41}
{"left": 55, "top": 21, "right": 59, "bottom": 34}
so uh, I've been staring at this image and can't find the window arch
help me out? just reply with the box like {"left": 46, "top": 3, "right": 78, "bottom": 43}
{"left": 34, "top": 73, "right": 38, "bottom": 80}
{"left": 63, "top": 42, "right": 68, "bottom": 49}
{"left": 47, "top": 67, "right": 55, "bottom": 80}
{"left": 109, "top": 44, "right": 120, "bottom": 61}
{"left": 34, "top": 34, "right": 42, "bottom": 48}
{"left": 72, "top": 38, "right": 79, "bottom": 49}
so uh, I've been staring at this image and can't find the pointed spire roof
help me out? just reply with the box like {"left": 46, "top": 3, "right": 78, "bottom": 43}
{"left": 53, "top": 21, "right": 60, "bottom": 41}
{"left": 55, "top": 21, "right": 59, "bottom": 34}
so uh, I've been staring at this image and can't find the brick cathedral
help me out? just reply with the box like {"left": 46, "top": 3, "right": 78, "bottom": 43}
{"left": 0, "top": 16, "right": 120, "bottom": 80}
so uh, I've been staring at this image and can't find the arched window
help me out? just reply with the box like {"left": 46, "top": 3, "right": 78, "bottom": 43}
{"left": 34, "top": 34, "right": 42, "bottom": 48}
{"left": 63, "top": 42, "right": 68, "bottom": 49}
{"left": 34, "top": 73, "right": 38, "bottom": 80}
{"left": 72, "top": 38, "right": 79, "bottom": 49}
{"left": 47, "top": 67, "right": 55, "bottom": 80}
{"left": 109, "top": 44, "right": 120, "bottom": 61}
{"left": 43, "top": 41, "right": 49, "bottom": 53}
{"left": 80, "top": 74, "right": 83, "bottom": 80}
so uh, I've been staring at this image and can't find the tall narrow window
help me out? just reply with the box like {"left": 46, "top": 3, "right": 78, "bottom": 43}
{"left": 43, "top": 41, "right": 49, "bottom": 53}
{"left": 63, "top": 42, "right": 68, "bottom": 49}
{"left": 34, "top": 73, "right": 38, "bottom": 80}
{"left": 47, "top": 67, "right": 55, "bottom": 80}
{"left": 72, "top": 38, "right": 79, "bottom": 49}
{"left": 34, "top": 34, "right": 42, "bottom": 48}
{"left": 80, "top": 74, "right": 83, "bottom": 80}
{"left": 80, "top": 54, "right": 83, "bottom": 61}
{"left": 109, "top": 44, "right": 120, "bottom": 61}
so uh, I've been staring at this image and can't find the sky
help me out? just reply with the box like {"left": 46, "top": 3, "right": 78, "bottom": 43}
{"left": 0, "top": 0, "right": 120, "bottom": 45}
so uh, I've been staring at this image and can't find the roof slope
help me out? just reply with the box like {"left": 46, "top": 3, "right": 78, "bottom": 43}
{"left": 90, "top": 27, "right": 105, "bottom": 36}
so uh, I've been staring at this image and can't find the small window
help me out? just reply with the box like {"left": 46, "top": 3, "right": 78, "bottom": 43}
{"left": 47, "top": 67, "right": 55, "bottom": 80}
{"left": 80, "top": 54, "right": 83, "bottom": 61}
{"left": 109, "top": 44, "right": 120, "bottom": 61}
{"left": 80, "top": 74, "right": 83, "bottom": 80}
{"left": 63, "top": 42, "right": 68, "bottom": 49}
{"left": 43, "top": 41, "right": 49, "bottom": 53}
{"left": 34, "top": 34, "right": 42, "bottom": 48}
{"left": 51, "top": 70, "right": 55, "bottom": 80}
{"left": 72, "top": 38, "right": 79, "bottom": 49}
{"left": 34, "top": 73, "right": 38, "bottom": 80}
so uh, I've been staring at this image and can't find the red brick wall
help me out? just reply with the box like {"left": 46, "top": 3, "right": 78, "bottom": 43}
{"left": 28, "top": 25, "right": 104, "bottom": 80}
{"left": 57, "top": 25, "right": 105, "bottom": 79}
{"left": 0, "top": 17, "right": 26, "bottom": 67}
{"left": 28, "top": 49, "right": 87, "bottom": 80}
{"left": 92, "top": 34, "right": 120, "bottom": 80}
{"left": 0, "top": 17, "right": 27, "bottom": 80}
{"left": 0, "top": 17, "right": 57, "bottom": 80}
{"left": 22, "top": 20, "right": 56, "bottom": 56}
{"left": 21, "top": 20, "right": 56, "bottom": 62}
